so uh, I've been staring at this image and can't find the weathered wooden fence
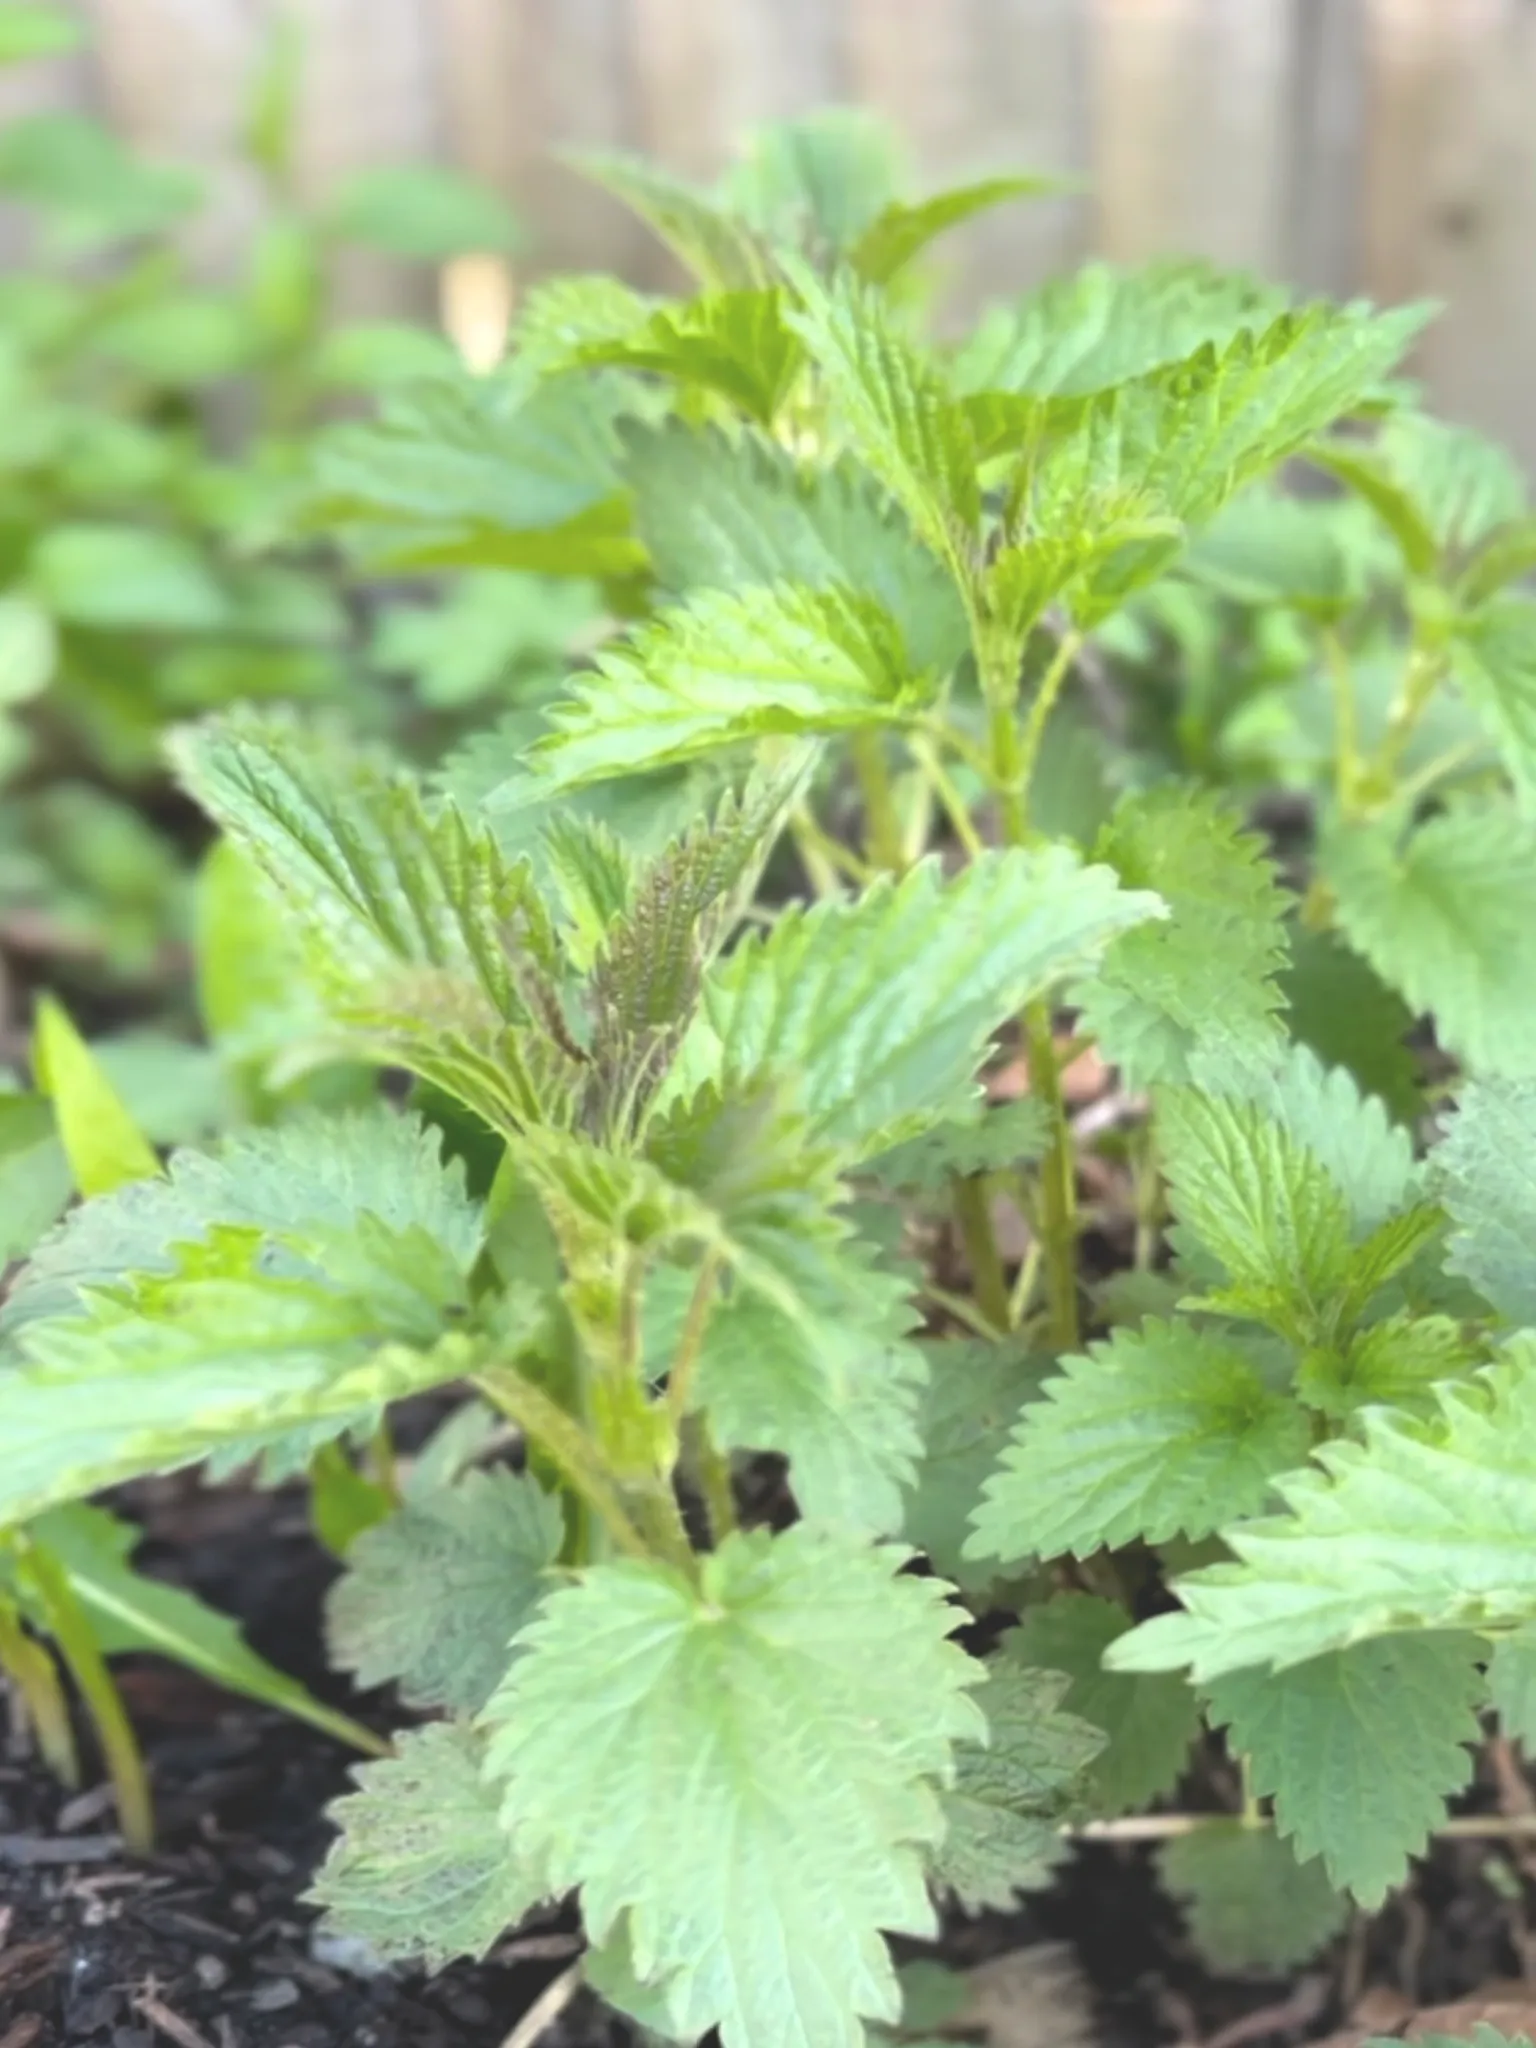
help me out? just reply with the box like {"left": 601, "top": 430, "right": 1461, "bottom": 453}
{"left": 6, "top": 1, "right": 1536, "bottom": 467}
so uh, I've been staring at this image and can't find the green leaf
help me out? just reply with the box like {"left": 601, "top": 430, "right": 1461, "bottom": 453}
{"left": 784, "top": 270, "right": 979, "bottom": 571}
{"left": 1157, "top": 1086, "right": 1353, "bottom": 1341}
{"left": 723, "top": 107, "right": 899, "bottom": 257}
{"left": 482, "top": 1526, "right": 983, "bottom": 2048}
{"left": 569, "top": 288, "right": 802, "bottom": 426}
{"left": 932, "top": 1643, "right": 1105, "bottom": 1913}
{"left": 983, "top": 521, "right": 1185, "bottom": 642}
{"left": 866, "top": 1098, "right": 1050, "bottom": 1199}
{"left": 1204, "top": 1633, "right": 1485, "bottom": 1904}
{"left": 1185, "top": 484, "right": 1391, "bottom": 617}
{"left": 31, "top": 993, "right": 160, "bottom": 1196}
{"left": 1108, "top": 1343, "right": 1536, "bottom": 1681}
{"left": 309, "top": 1723, "right": 543, "bottom": 1968}
{"left": 0, "top": 1092, "right": 70, "bottom": 1263}
{"left": 1435, "top": 1079, "right": 1536, "bottom": 1325}
{"left": 570, "top": 151, "right": 774, "bottom": 289}
{"left": 28, "top": 1504, "right": 375, "bottom": 1752}
{"left": 535, "top": 582, "right": 925, "bottom": 789}
{"left": 1321, "top": 411, "right": 1527, "bottom": 577}
{"left": 1450, "top": 595, "right": 1536, "bottom": 807}
{"left": 326, "top": 163, "right": 521, "bottom": 258}
{"left": 6, "top": 1103, "right": 483, "bottom": 1334}
{"left": 968, "top": 1321, "right": 1309, "bottom": 1567}
{"left": 1010, "top": 1594, "right": 1200, "bottom": 1813}
{"left": 1280, "top": 924, "right": 1420, "bottom": 1123}
{"left": 1159, "top": 1823, "right": 1349, "bottom": 1973}
{"left": 901, "top": 1340, "right": 1050, "bottom": 1591}
{"left": 326, "top": 1468, "right": 563, "bottom": 1715}
{"left": 1073, "top": 786, "right": 1291, "bottom": 1087}
{"left": 170, "top": 710, "right": 580, "bottom": 1133}
{"left": 1298, "top": 1312, "right": 1480, "bottom": 1423}
{"left": 0, "top": 591, "right": 55, "bottom": 705}
{"left": 0, "top": 5, "right": 82, "bottom": 61}
{"left": 851, "top": 176, "right": 1054, "bottom": 286}
{"left": 680, "top": 845, "right": 1162, "bottom": 1157}
{"left": 1321, "top": 798, "right": 1536, "bottom": 1078}
{"left": 1489, "top": 1628, "right": 1536, "bottom": 1750}
{"left": 29, "top": 524, "right": 229, "bottom": 632}
{"left": 622, "top": 419, "right": 969, "bottom": 678}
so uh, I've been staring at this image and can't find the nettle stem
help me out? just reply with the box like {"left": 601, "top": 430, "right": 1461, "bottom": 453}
{"left": 1074, "top": 1812, "right": 1536, "bottom": 1844}
{"left": 850, "top": 728, "right": 906, "bottom": 874}
{"left": 475, "top": 1365, "right": 651, "bottom": 1563}
{"left": 951, "top": 1174, "right": 1011, "bottom": 1333}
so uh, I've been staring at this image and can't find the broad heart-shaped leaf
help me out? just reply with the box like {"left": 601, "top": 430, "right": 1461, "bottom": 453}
{"left": 1072, "top": 785, "right": 1291, "bottom": 1088}
{"left": 1435, "top": 1080, "right": 1536, "bottom": 1325}
{"left": 4, "top": 1105, "right": 482, "bottom": 1334}
{"left": 24, "top": 1505, "right": 373, "bottom": 1751}
{"left": 784, "top": 268, "right": 980, "bottom": 574}
{"left": 953, "top": 257, "right": 1288, "bottom": 402}
{"left": 170, "top": 710, "right": 581, "bottom": 1133}
{"left": 622, "top": 419, "right": 969, "bottom": 678}
{"left": 1280, "top": 923, "right": 1420, "bottom": 1123}
{"left": 967, "top": 1320, "right": 1310, "bottom": 1569}
{"left": 1489, "top": 1627, "right": 1536, "bottom": 1749}
{"left": 1157, "top": 1086, "right": 1354, "bottom": 1342}
{"left": 1321, "top": 798, "right": 1536, "bottom": 1079}
{"left": 1159, "top": 1823, "right": 1349, "bottom": 1974}
{"left": 1109, "top": 1341, "right": 1536, "bottom": 1683}
{"left": 569, "top": 150, "right": 775, "bottom": 289}
{"left": 1316, "top": 409, "right": 1528, "bottom": 579}
{"left": 1298, "top": 1312, "right": 1483, "bottom": 1424}
{"left": 305, "top": 370, "right": 642, "bottom": 579}
{"left": 481, "top": 1527, "right": 984, "bottom": 2048}
{"left": 931, "top": 1643, "right": 1105, "bottom": 1913}
{"left": 674, "top": 846, "right": 1162, "bottom": 1158}
{"left": 721, "top": 106, "right": 899, "bottom": 257}
{"left": 566, "top": 287, "right": 802, "bottom": 426}
{"left": 0, "top": 1231, "right": 496, "bottom": 1524}
{"left": 1450, "top": 594, "right": 1536, "bottom": 808}
{"left": 31, "top": 995, "right": 160, "bottom": 1197}
{"left": 533, "top": 582, "right": 927, "bottom": 790}
{"left": 851, "top": 176, "right": 1053, "bottom": 286}
{"left": 308, "top": 1723, "right": 543, "bottom": 1969}
{"left": 901, "top": 1341, "right": 1052, "bottom": 1592}
{"left": 1010, "top": 1594, "right": 1200, "bottom": 1813}
{"left": 1205, "top": 1633, "right": 1485, "bottom": 1906}
{"left": 326, "top": 1468, "right": 564, "bottom": 1715}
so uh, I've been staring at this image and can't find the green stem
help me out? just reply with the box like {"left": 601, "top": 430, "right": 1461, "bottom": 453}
{"left": 911, "top": 735, "right": 986, "bottom": 859}
{"left": 850, "top": 728, "right": 906, "bottom": 873}
{"left": 685, "top": 1418, "right": 738, "bottom": 1545}
{"left": 1323, "top": 627, "right": 1360, "bottom": 816}
{"left": 665, "top": 1250, "right": 723, "bottom": 1431}
{"left": 1014, "top": 631, "right": 1084, "bottom": 835}
{"left": 951, "top": 1175, "right": 1010, "bottom": 1333}
{"left": 0, "top": 1596, "right": 79, "bottom": 1787}
{"left": 475, "top": 1366, "right": 650, "bottom": 1563}
{"left": 22, "top": 1541, "right": 153, "bottom": 1852}
{"left": 1371, "top": 640, "right": 1445, "bottom": 789}
{"left": 1024, "top": 1003, "right": 1081, "bottom": 1351}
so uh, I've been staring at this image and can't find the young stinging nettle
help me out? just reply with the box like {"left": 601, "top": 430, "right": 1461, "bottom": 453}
{"left": 9, "top": 109, "right": 1536, "bottom": 2048}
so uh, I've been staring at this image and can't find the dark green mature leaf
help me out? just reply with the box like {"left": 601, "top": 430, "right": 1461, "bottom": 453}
{"left": 1011, "top": 1595, "right": 1200, "bottom": 1813}
{"left": 1280, "top": 925, "right": 1420, "bottom": 1122}
{"left": 785, "top": 269, "right": 980, "bottom": 571}
{"left": 1109, "top": 1342, "right": 1536, "bottom": 1681}
{"left": 1436, "top": 1080, "right": 1536, "bottom": 1325}
{"left": 1205, "top": 1634, "right": 1485, "bottom": 1904}
{"left": 171, "top": 711, "right": 580, "bottom": 1132}
{"left": 4, "top": 1105, "right": 482, "bottom": 1335}
{"left": 326, "top": 1468, "right": 564, "bottom": 1714}
{"left": 27, "top": 1505, "right": 373, "bottom": 1750}
{"left": 932, "top": 1645, "right": 1105, "bottom": 1913}
{"left": 968, "top": 1321, "right": 1309, "bottom": 1567}
{"left": 571, "top": 150, "right": 774, "bottom": 289}
{"left": 902, "top": 1341, "right": 1051, "bottom": 1590}
{"left": 309, "top": 1723, "right": 542, "bottom": 1968}
{"left": 678, "top": 846, "right": 1162, "bottom": 1157}
{"left": 866, "top": 1099, "right": 1050, "bottom": 1199}
{"left": 1074, "top": 786, "right": 1290, "bottom": 1087}
{"left": 852, "top": 176, "right": 1054, "bottom": 286}
{"left": 622, "top": 419, "right": 969, "bottom": 676}
{"left": 482, "top": 1527, "right": 983, "bottom": 2048}
{"left": 534, "top": 583, "right": 924, "bottom": 789}
{"left": 1159, "top": 1824, "right": 1349, "bottom": 1973}
{"left": 1322, "top": 799, "right": 1536, "bottom": 1079}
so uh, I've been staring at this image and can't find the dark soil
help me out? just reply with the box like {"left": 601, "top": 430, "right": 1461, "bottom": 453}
{"left": 3, "top": 1476, "right": 1535, "bottom": 2048}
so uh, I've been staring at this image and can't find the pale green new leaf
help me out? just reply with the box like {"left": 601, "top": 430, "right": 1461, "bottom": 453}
{"left": 1204, "top": 1633, "right": 1485, "bottom": 1904}
{"left": 851, "top": 176, "right": 1054, "bottom": 286}
{"left": 567, "top": 287, "right": 802, "bottom": 425}
{"left": 535, "top": 582, "right": 923, "bottom": 790}
{"left": 481, "top": 1527, "right": 984, "bottom": 2048}
{"left": 28, "top": 1504, "right": 374, "bottom": 1751}
{"left": 1108, "top": 1342, "right": 1536, "bottom": 1681}
{"left": 968, "top": 1321, "right": 1309, "bottom": 1567}
{"left": 932, "top": 1644, "right": 1105, "bottom": 1913}
{"left": 1321, "top": 799, "right": 1536, "bottom": 1079}
{"left": 326, "top": 1468, "right": 564, "bottom": 1715}
{"left": 622, "top": 419, "right": 968, "bottom": 676}
{"left": 1159, "top": 1824, "right": 1349, "bottom": 1973}
{"left": 1489, "top": 1627, "right": 1536, "bottom": 1750}
{"left": 31, "top": 993, "right": 159, "bottom": 1196}
{"left": 309, "top": 1723, "right": 543, "bottom": 1968}
{"left": 539, "top": 812, "right": 634, "bottom": 971}
{"left": 679, "top": 846, "right": 1162, "bottom": 1157}
{"left": 1297, "top": 1313, "right": 1481, "bottom": 1423}
{"left": 723, "top": 107, "right": 898, "bottom": 256}
{"left": 1010, "top": 1594, "right": 1200, "bottom": 1813}
{"left": 785, "top": 269, "right": 980, "bottom": 569}
{"left": 570, "top": 151, "right": 774, "bottom": 289}
{"left": 902, "top": 1341, "right": 1051, "bottom": 1591}
{"left": 1073, "top": 786, "right": 1291, "bottom": 1087}
{"left": 1436, "top": 1079, "right": 1536, "bottom": 1325}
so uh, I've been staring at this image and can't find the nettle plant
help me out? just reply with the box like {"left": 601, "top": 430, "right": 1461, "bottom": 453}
{"left": 10, "top": 112, "right": 1536, "bottom": 2046}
